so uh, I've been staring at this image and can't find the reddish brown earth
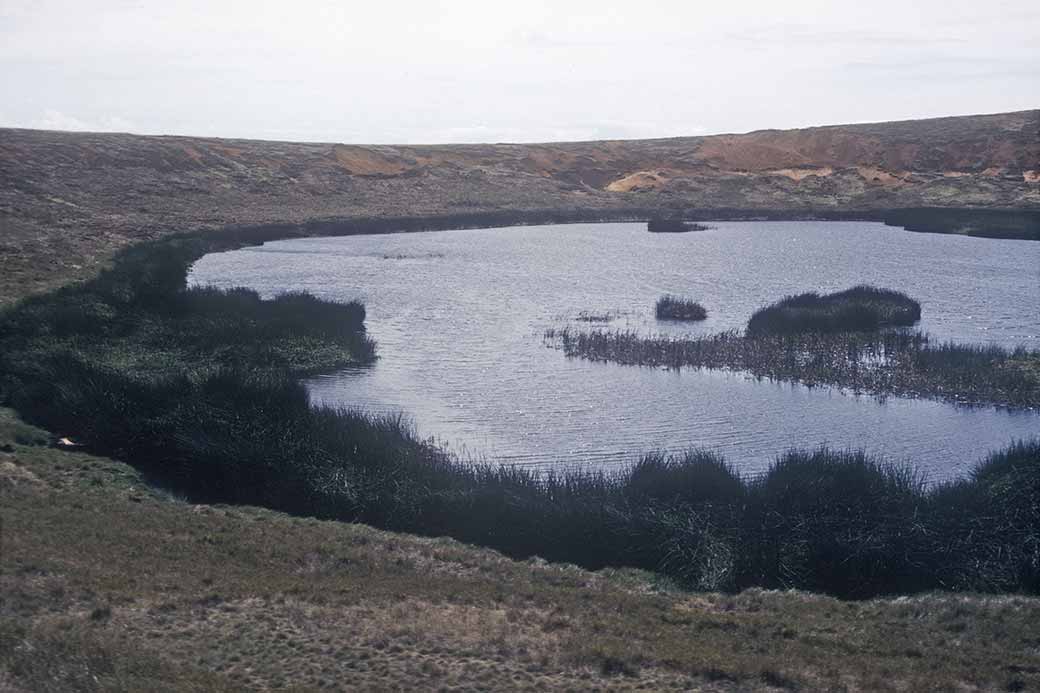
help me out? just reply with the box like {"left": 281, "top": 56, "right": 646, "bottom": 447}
{"left": 0, "top": 109, "right": 1037, "bottom": 304}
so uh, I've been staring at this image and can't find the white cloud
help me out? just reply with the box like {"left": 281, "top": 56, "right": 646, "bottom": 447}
{"left": 33, "top": 109, "right": 139, "bottom": 133}
{"left": 0, "top": 0, "right": 1036, "bottom": 143}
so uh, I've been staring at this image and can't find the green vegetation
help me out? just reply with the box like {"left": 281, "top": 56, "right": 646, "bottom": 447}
{"left": 655, "top": 295, "right": 708, "bottom": 321}
{"left": 647, "top": 218, "right": 713, "bottom": 233}
{"left": 745, "top": 285, "right": 920, "bottom": 335}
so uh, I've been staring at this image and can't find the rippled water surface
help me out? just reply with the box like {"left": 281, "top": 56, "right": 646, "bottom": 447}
{"left": 189, "top": 221, "right": 1040, "bottom": 480}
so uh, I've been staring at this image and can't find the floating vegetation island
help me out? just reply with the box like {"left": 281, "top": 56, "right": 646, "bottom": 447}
{"left": 746, "top": 285, "right": 921, "bottom": 335}
{"left": 655, "top": 295, "right": 708, "bottom": 321}
{"left": 548, "top": 286, "right": 1039, "bottom": 408}
{"left": 647, "top": 218, "right": 714, "bottom": 233}
{"left": 575, "top": 310, "right": 618, "bottom": 323}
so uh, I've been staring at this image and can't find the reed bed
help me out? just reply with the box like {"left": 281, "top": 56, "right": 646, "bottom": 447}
{"left": 647, "top": 219, "right": 714, "bottom": 233}
{"left": 655, "top": 295, "right": 708, "bottom": 321}
{"left": 746, "top": 285, "right": 921, "bottom": 335}
{"left": 546, "top": 327, "right": 1039, "bottom": 408}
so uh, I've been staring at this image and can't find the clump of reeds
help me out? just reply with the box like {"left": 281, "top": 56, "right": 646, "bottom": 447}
{"left": 546, "top": 326, "right": 1038, "bottom": 408}
{"left": 647, "top": 218, "right": 713, "bottom": 233}
{"left": 655, "top": 295, "right": 708, "bottom": 321}
{"left": 746, "top": 285, "right": 921, "bottom": 336}
{"left": 576, "top": 311, "right": 616, "bottom": 323}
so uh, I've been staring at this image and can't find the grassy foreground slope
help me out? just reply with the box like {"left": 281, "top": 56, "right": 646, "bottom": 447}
{"left": 4, "top": 410, "right": 1040, "bottom": 692}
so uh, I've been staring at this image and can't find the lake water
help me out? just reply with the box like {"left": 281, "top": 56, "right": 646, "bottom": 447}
{"left": 189, "top": 221, "right": 1040, "bottom": 481}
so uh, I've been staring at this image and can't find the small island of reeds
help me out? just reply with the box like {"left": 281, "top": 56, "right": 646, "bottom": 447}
{"left": 546, "top": 285, "right": 1039, "bottom": 408}
{"left": 647, "top": 218, "right": 713, "bottom": 233}
{"left": 746, "top": 285, "right": 921, "bottom": 336}
{"left": 655, "top": 295, "right": 708, "bottom": 321}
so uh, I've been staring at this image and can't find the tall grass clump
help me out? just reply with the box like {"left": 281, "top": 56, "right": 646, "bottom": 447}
{"left": 625, "top": 450, "right": 743, "bottom": 507}
{"left": 655, "top": 295, "right": 708, "bottom": 321}
{"left": 738, "top": 449, "right": 930, "bottom": 598}
{"left": 926, "top": 439, "right": 1040, "bottom": 592}
{"left": 746, "top": 285, "right": 921, "bottom": 336}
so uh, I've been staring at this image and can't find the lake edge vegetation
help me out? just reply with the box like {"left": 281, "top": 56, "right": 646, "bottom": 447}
{"left": 6, "top": 408, "right": 1040, "bottom": 692}
{"left": 0, "top": 229, "right": 1037, "bottom": 599}
{"left": 883, "top": 207, "right": 1040, "bottom": 241}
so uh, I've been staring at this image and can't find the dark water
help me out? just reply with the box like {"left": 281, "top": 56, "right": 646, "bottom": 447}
{"left": 188, "top": 221, "right": 1040, "bottom": 480}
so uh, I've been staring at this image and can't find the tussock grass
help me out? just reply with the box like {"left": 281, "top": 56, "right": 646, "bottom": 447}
{"left": 746, "top": 285, "right": 921, "bottom": 336}
{"left": 655, "top": 295, "right": 708, "bottom": 321}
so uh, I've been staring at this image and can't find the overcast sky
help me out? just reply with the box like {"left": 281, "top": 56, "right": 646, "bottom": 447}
{"left": 1, "top": 0, "right": 1037, "bottom": 144}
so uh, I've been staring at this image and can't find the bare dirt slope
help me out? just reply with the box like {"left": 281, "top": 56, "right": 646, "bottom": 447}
{"left": 1, "top": 109, "right": 1037, "bottom": 305}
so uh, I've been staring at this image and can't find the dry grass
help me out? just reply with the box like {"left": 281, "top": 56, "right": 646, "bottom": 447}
{"left": 3, "top": 408, "right": 1039, "bottom": 692}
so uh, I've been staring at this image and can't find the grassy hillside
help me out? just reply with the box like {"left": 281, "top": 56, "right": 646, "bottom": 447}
{"left": 4, "top": 409, "right": 1040, "bottom": 692}
{"left": 2, "top": 109, "right": 1038, "bottom": 305}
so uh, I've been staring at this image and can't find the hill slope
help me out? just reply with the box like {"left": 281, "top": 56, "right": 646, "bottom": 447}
{"left": 4, "top": 408, "right": 1039, "bottom": 691}
{"left": 1, "top": 109, "right": 1038, "bottom": 304}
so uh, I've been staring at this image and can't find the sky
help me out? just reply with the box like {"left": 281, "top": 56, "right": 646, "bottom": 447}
{"left": 1, "top": 0, "right": 1037, "bottom": 144}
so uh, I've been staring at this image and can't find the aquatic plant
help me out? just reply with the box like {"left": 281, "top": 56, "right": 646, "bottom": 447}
{"left": 655, "top": 295, "right": 708, "bottom": 321}
{"left": 545, "top": 324, "right": 1038, "bottom": 408}
{"left": 576, "top": 310, "right": 617, "bottom": 323}
{"left": 647, "top": 218, "right": 713, "bottom": 233}
{"left": 746, "top": 285, "right": 921, "bottom": 336}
